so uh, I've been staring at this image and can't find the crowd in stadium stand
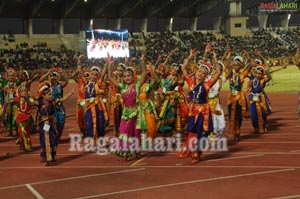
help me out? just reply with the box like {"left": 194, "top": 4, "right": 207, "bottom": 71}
{"left": 275, "top": 27, "right": 300, "bottom": 50}
{"left": 0, "top": 43, "right": 79, "bottom": 72}
{"left": 0, "top": 28, "right": 299, "bottom": 75}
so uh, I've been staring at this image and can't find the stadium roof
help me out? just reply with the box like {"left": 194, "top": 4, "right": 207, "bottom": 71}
{"left": 1, "top": 0, "right": 297, "bottom": 21}
{"left": 0, "top": 0, "right": 228, "bottom": 19}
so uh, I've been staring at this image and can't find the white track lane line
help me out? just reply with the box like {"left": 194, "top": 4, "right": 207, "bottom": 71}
{"left": 25, "top": 184, "right": 44, "bottom": 199}
{"left": 74, "top": 169, "right": 295, "bottom": 199}
{"left": 239, "top": 142, "right": 300, "bottom": 143}
{"left": 205, "top": 154, "right": 264, "bottom": 162}
{"left": 0, "top": 168, "right": 145, "bottom": 190}
{"left": 270, "top": 194, "right": 300, "bottom": 199}
{"left": 290, "top": 150, "right": 300, "bottom": 153}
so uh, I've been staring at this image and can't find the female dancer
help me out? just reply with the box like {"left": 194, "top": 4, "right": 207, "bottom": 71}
{"left": 110, "top": 63, "right": 126, "bottom": 136}
{"left": 84, "top": 64, "right": 108, "bottom": 144}
{"left": 205, "top": 44, "right": 226, "bottom": 139}
{"left": 35, "top": 82, "right": 74, "bottom": 166}
{"left": 109, "top": 54, "right": 147, "bottom": 161}
{"left": 207, "top": 61, "right": 226, "bottom": 139}
{"left": 2, "top": 68, "right": 20, "bottom": 136}
{"left": 14, "top": 85, "right": 34, "bottom": 151}
{"left": 178, "top": 47, "right": 221, "bottom": 164}
{"left": 224, "top": 54, "right": 252, "bottom": 142}
{"left": 248, "top": 64, "right": 272, "bottom": 134}
{"left": 39, "top": 68, "right": 69, "bottom": 143}
{"left": 173, "top": 63, "right": 189, "bottom": 135}
{"left": 156, "top": 51, "right": 181, "bottom": 136}
{"left": 137, "top": 65, "right": 158, "bottom": 149}
{"left": 72, "top": 62, "right": 89, "bottom": 137}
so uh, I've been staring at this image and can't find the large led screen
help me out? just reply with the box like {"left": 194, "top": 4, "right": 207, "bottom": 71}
{"left": 86, "top": 29, "right": 129, "bottom": 59}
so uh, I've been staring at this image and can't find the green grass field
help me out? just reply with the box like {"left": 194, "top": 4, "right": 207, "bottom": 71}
{"left": 221, "top": 65, "right": 300, "bottom": 93}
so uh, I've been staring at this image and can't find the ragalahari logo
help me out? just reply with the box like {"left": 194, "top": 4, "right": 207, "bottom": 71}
{"left": 259, "top": 0, "right": 299, "bottom": 12}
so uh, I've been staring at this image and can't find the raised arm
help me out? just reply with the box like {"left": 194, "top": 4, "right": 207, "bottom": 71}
{"left": 28, "top": 73, "right": 40, "bottom": 85}
{"left": 222, "top": 49, "right": 229, "bottom": 62}
{"left": 148, "top": 62, "right": 158, "bottom": 83}
{"left": 242, "top": 50, "right": 250, "bottom": 65}
{"left": 210, "top": 51, "right": 222, "bottom": 84}
{"left": 124, "top": 55, "right": 130, "bottom": 67}
{"left": 100, "top": 59, "right": 110, "bottom": 80}
{"left": 60, "top": 72, "right": 69, "bottom": 88}
{"left": 72, "top": 55, "right": 85, "bottom": 83}
{"left": 163, "top": 50, "right": 175, "bottom": 66}
{"left": 269, "top": 65, "right": 286, "bottom": 74}
{"left": 107, "top": 60, "right": 119, "bottom": 87}
{"left": 18, "top": 63, "right": 24, "bottom": 81}
{"left": 129, "top": 57, "right": 138, "bottom": 66}
{"left": 139, "top": 53, "right": 147, "bottom": 85}
{"left": 96, "top": 55, "right": 111, "bottom": 87}
{"left": 222, "top": 49, "right": 232, "bottom": 73}
{"left": 203, "top": 43, "right": 212, "bottom": 61}
{"left": 3, "top": 63, "right": 8, "bottom": 72}
{"left": 39, "top": 69, "right": 50, "bottom": 82}
{"left": 264, "top": 66, "right": 272, "bottom": 82}
{"left": 108, "top": 56, "right": 119, "bottom": 87}
{"left": 71, "top": 68, "right": 80, "bottom": 83}
{"left": 253, "top": 50, "right": 267, "bottom": 64}
{"left": 109, "top": 75, "right": 118, "bottom": 87}
{"left": 57, "top": 88, "right": 74, "bottom": 103}
{"left": 155, "top": 54, "right": 163, "bottom": 68}
{"left": 182, "top": 49, "right": 196, "bottom": 77}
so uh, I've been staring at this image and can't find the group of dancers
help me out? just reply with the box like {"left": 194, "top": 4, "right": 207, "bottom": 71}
{"left": 0, "top": 43, "right": 293, "bottom": 165}
{"left": 0, "top": 65, "right": 74, "bottom": 165}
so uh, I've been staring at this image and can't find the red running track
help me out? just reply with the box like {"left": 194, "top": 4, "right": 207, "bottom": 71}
{"left": 0, "top": 83, "right": 299, "bottom": 199}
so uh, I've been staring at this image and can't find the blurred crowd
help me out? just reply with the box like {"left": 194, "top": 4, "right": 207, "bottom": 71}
{"left": 1, "top": 27, "right": 299, "bottom": 75}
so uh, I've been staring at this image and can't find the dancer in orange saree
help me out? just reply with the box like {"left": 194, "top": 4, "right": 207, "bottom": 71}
{"left": 178, "top": 47, "right": 222, "bottom": 164}
{"left": 137, "top": 65, "right": 158, "bottom": 149}
{"left": 224, "top": 53, "right": 252, "bottom": 142}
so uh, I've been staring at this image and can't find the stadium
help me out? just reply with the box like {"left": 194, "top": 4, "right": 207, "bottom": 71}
{"left": 0, "top": 0, "right": 300, "bottom": 199}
